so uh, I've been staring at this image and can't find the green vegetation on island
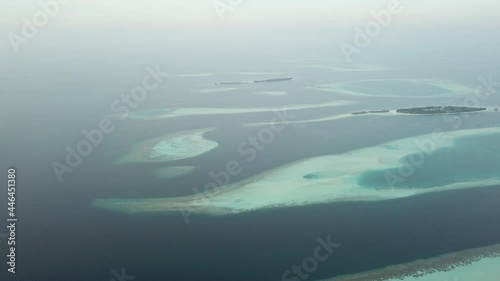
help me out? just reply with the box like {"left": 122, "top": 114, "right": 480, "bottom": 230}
{"left": 396, "top": 106, "right": 487, "bottom": 115}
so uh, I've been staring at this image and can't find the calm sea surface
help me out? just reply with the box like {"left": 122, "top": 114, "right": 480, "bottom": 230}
{"left": 1, "top": 59, "right": 500, "bottom": 281}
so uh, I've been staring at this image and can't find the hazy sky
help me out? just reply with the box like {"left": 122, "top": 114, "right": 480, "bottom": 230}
{"left": 2, "top": 0, "right": 499, "bottom": 26}
{"left": 1, "top": 0, "right": 499, "bottom": 63}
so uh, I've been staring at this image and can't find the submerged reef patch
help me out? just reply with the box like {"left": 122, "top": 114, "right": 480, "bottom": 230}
{"left": 304, "top": 173, "right": 321, "bottom": 180}
{"left": 94, "top": 127, "right": 500, "bottom": 215}
{"left": 310, "top": 79, "right": 473, "bottom": 98}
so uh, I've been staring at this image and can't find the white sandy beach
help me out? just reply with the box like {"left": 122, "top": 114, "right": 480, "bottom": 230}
{"left": 115, "top": 128, "right": 218, "bottom": 164}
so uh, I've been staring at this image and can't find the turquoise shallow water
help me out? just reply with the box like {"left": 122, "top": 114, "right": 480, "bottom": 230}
{"left": 358, "top": 132, "right": 500, "bottom": 189}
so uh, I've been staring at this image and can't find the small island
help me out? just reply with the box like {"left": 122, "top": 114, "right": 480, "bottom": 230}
{"left": 352, "top": 110, "right": 390, "bottom": 115}
{"left": 254, "top": 77, "right": 293, "bottom": 83}
{"left": 396, "top": 106, "right": 487, "bottom": 115}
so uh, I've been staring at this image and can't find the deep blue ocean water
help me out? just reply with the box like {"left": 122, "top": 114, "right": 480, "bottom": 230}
{"left": 1, "top": 58, "right": 500, "bottom": 281}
